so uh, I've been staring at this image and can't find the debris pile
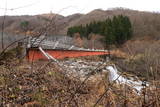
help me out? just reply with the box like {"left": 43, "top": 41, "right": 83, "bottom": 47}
{"left": 0, "top": 59, "right": 159, "bottom": 106}
{"left": 61, "top": 59, "right": 148, "bottom": 92}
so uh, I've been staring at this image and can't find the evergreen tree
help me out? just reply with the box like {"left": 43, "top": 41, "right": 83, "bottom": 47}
{"left": 67, "top": 15, "right": 132, "bottom": 45}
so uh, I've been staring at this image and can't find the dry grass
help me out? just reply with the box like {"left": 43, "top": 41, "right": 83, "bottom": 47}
{"left": 0, "top": 58, "right": 159, "bottom": 106}
{"left": 0, "top": 44, "right": 159, "bottom": 106}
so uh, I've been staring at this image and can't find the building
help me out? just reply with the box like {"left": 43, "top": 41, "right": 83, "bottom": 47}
{"left": 26, "top": 35, "right": 109, "bottom": 61}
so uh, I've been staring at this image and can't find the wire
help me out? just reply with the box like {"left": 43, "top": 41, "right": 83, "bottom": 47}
{"left": 0, "top": 1, "right": 39, "bottom": 11}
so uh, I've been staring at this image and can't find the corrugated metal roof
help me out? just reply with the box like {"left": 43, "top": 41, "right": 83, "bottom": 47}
{"left": 28, "top": 35, "right": 108, "bottom": 52}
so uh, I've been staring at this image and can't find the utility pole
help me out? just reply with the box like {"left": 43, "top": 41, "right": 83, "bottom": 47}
{"left": 1, "top": 0, "right": 7, "bottom": 50}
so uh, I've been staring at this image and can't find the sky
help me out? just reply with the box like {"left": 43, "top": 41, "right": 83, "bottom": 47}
{"left": 0, "top": 0, "right": 160, "bottom": 16}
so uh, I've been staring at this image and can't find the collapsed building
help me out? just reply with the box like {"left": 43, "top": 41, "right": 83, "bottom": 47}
{"left": 25, "top": 35, "right": 110, "bottom": 61}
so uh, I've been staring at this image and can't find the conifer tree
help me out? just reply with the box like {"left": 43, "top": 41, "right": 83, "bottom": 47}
{"left": 67, "top": 15, "right": 132, "bottom": 45}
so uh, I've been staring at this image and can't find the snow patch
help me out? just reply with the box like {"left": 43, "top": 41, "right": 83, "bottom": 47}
{"left": 106, "top": 65, "right": 148, "bottom": 92}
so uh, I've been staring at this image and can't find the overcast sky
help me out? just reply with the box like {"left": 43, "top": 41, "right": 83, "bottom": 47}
{"left": 0, "top": 0, "right": 160, "bottom": 16}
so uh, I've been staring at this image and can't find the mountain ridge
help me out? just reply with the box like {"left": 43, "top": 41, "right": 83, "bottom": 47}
{"left": 0, "top": 8, "right": 160, "bottom": 40}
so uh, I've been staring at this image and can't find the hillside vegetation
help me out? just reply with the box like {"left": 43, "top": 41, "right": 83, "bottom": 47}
{"left": 67, "top": 15, "right": 132, "bottom": 45}
{"left": 0, "top": 8, "right": 160, "bottom": 40}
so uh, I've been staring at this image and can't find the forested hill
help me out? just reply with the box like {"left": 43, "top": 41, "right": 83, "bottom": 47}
{"left": 0, "top": 8, "right": 160, "bottom": 40}
{"left": 67, "top": 15, "right": 132, "bottom": 45}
